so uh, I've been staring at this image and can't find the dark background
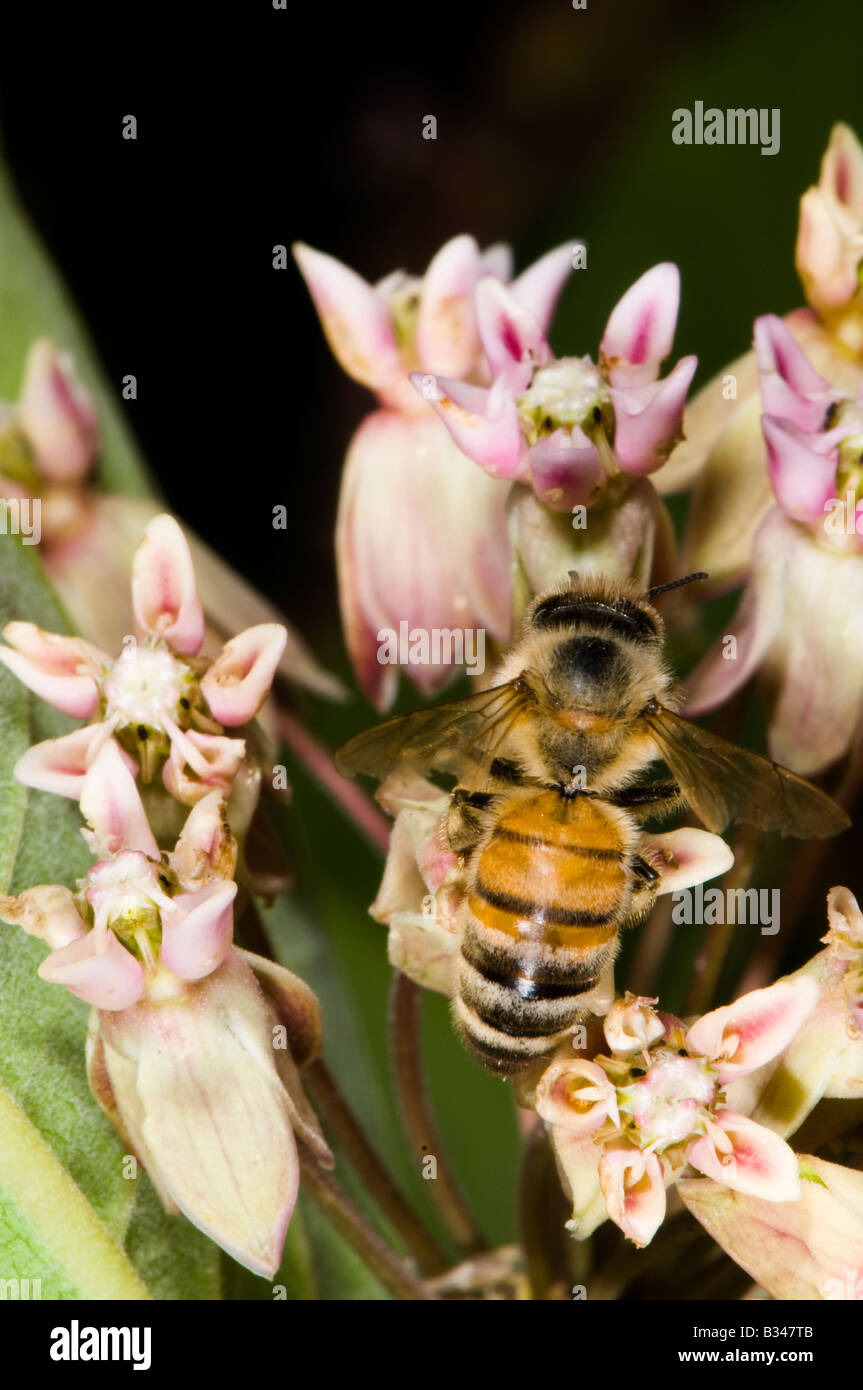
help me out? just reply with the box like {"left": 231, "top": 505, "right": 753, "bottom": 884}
{"left": 2, "top": 0, "right": 863, "bottom": 1285}
{"left": 3, "top": 0, "right": 862, "bottom": 679}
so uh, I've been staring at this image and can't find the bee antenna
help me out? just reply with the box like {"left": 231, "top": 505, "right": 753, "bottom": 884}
{"left": 645, "top": 572, "right": 709, "bottom": 600}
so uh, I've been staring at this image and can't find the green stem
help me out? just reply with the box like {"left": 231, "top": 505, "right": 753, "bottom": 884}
{"left": 389, "top": 971, "right": 487, "bottom": 1255}
{"left": 517, "top": 1118, "right": 573, "bottom": 1300}
{"left": 304, "top": 1058, "right": 450, "bottom": 1276}
{"left": 277, "top": 707, "right": 391, "bottom": 854}
{"left": 298, "top": 1145, "right": 439, "bottom": 1301}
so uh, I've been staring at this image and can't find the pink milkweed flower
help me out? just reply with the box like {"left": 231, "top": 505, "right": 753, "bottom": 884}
{"left": 0, "top": 741, "right": 241, "bottom": 1007}
{"left": 535, "top": 978, "right": 817, "bottom": 1247}
{"left": 0, "top": 513, "right": 286, "bottom": 805}
{"left": 730, "top": 887, "right": 863, "bottom": 1142}
{"left": 680, "top": 125, "right": 863, "bottom": 590}
{"left": 796, "top": 123, "right": 863, "bottom": 338}
{"left": 0, "top": 740, "right": 332, "bottom": 1277}
{"left": 412, "top": 263, "right": 696, "bottom": 513}
{"left": 295, "top": 235, "right": 574, "bottom": 707}
{"left": 16, "top": 339, "right": 99, "bottom": 482}
{"left": 685, "top": 316, "right": 863, "bottom": 775}
{"left": 0, "top": 340, "right": 99, "bottom": 549}
{"left": 679, "top": 1152, "right": 863, "bottom": 1301}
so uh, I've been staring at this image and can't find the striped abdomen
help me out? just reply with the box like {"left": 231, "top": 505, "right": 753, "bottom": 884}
{"left": 454, "top": 791, "right": 632, "bottom": 1075}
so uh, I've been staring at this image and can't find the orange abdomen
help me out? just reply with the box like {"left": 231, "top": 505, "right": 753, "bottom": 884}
{"left": 454, "top": 791, "right": 631, "bottom": 1074}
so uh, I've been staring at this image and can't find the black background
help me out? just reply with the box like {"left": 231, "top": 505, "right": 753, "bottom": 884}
{"left": 0, "top": 0, "right": 797, "bottom": 667}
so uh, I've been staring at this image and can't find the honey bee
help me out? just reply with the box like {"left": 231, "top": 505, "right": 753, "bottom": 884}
{"left": 337, "top": 573, "right": 848, "bottom": 1076}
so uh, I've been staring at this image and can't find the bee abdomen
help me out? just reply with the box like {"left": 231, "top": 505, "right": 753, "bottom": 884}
{"left": 453, "top": 921, "right": 610, "bottom": 1076}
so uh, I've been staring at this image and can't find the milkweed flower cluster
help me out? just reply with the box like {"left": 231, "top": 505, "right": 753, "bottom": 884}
{"left": 0, "top": 513, "right": 286, "bottom": 808}
{"left": 535, "top": 981, "right": 816, "bottom": 1247}
{"left": 0, "top": 513, "right": 331, "bottom": 1277}
{"left": 297, "top": 236, "right": 697, "bottom": 705}
{"left": 682, "top": 123, "right": 863, "bottom": 590}
{"left": 685, "top": 316, "right": 863, "bottom": 774}
{"left": 415, "top": 261, "right": 695, "bottom": 511}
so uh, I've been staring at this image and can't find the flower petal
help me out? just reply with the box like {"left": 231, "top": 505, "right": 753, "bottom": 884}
{"left": 602, "top": 994, "right": 665, "bottom": 1054}
{"left": 599, "top": 1144, "right": 667, "bottom": 1246}
{"left": 686, "top": 978, "right": 819, "bottom": 1082}
{"left": 415, "top": 234, "right": 481, "bottom": 377}
{"left": 0, "top": 621, "right": 103, "bottom": 717}
{"left": 656, "top": 345, "right": 761, "bottom": 498}
{"left": 687, "top": 1110, "right": 801, "bottom": 1200}
{"left": 370, "top": 795, "right": 460, "bottom": 996}
{"left": 293, "top": 241, "right": 401, "bottom": 394}
{"left": 796, "top": 126, "right": 863, "bottom": 316}
{"left": 200, "top": 623, "right": 286, "bottom": 725}
{"left": 600, "top": 263, "right": 681, "bottom": 389}
{"left": 169, "top": 789, "right": 238, "bottom": 889}
{"left": 647, "top": 827, "right": 735, "bottom": 895}
{"left": 162, "top": 726, "right": 247, "bottom": 805}
{"left": 754, "top": 314, "right": 833, "bottom": 432}
{"left": 39, "top": 929, "right": 145, "bottom": 1009}
{"left": 132, "top": 514, "right": 205, "bottom": 654}
{"left": 536, "top": 1058, "right": 618, "bottom": 1136}
{"left": 240, "top": 948, "right": 325, "bottom": 1068}
{"left": 610, "top": 355, "right": 697, "bottom": 474}
{"left": 16, "top": 340, "right": 98, "bottom": 482}
{"left": 761, "top": 414, "right": 838, "bottom": 522}
{"left": 160, "top": 881, "right": 237, "bottom": 980}
{"left": 822, "top": 122, "right": 863, "bottom": 214}
{"left": 102, "top": 950, "right": 301, "bottom": 1277}
{"left": 548, "top": 1127, "right": 608, "bottom": 1240}
{"left": 528, "top": 428, "right": 604, "bottom": 510}
{"left": 763, "top": 515, "right": 863, "bottom": 774}
{"left": 684, "top": 505, "right": 790, "bottom": 718}
{"left": 0, "top": 883, "right": 86, "bottom": 948}
{"left": 509, "top": 242, "right": 573, "bottom": 333}
{"left": 680, "top": 1154, "right": 863, "bottom": 1300}
{"left": 475, "top": 276, "right": 551, "bottom": 391}
{"left": 796, "top": 187, "right": 863, "bottom": 314}
{"left": 80, "top": 739, "right": 159, "bottom": 859}
{"left": 336, "top": 410, "right": 512, "bottom": 708}
{"left": 13, "top": 723, "right": 131, "bottom": 800}
{"left": 414, "top": 372, "right": 526, "bottom": 478}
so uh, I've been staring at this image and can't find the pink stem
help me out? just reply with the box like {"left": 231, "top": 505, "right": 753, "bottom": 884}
{"left": 277, "top": 707, "right": 391, "bottom": 855}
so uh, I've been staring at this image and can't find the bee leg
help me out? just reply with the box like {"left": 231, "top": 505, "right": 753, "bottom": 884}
{"left": 624, "top": 854, "right": 661, "bottom": 929}
{"left": 609, "top": 781, "right": 684, "bottom": 824}
{"left": 444, "top": 788, "right": 496, "bottom": 854}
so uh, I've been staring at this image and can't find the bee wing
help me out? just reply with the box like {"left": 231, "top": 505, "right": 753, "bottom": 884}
{"left": 335, "top": 681, "right": 530, "bottom": 781}
{"left": 642, "top": 704, "right": 850, "bottom": 839}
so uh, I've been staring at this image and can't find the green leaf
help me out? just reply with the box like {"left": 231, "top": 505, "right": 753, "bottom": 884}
{"left": 0, "top": 534, "right": 219, "bottom": 1298}
{"left": 0, "top": 146, "right": 154, "bottom": 497}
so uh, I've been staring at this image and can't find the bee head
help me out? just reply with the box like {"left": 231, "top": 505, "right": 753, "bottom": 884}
{"left": 523, "top": 572, "right": 704, "bottom": 717}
